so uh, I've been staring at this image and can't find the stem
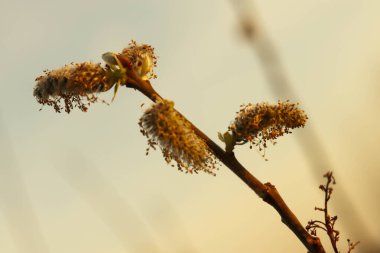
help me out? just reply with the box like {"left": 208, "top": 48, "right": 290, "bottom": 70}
{"left": 324, "top": 175, "right": 339, "bottom": 253}
{"left": 200, "top": 137, "right": 326, "bottom": 253}
{"left": 118, "top": 54, "right": 326, "bottom": 253}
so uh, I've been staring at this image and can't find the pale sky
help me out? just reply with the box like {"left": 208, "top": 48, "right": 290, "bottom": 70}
{"left": 0, "top": 0, "right": 379, "bottom": 252}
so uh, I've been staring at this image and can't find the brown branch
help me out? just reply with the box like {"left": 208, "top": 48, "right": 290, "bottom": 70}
{"left": 117, "top": 54, "right": 326, "bottom": 253}
{"left": 323, "top": 172, "right": 339, "bottom": 253}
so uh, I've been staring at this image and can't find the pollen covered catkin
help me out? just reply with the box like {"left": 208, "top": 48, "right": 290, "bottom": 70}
{"left": 229, "top": 101, "right": 308, "bottom": 151}
{"left": 34, "top": 62, "right": 113, "bottom": 113}
{"left": 139, "top": 99, "right": 218, "bottom": 175}
{"left": 121, "top": 40, "right": 157, "bottom": 80}
{"left": 33, "top": 40, "right": 158, "bottom": 113}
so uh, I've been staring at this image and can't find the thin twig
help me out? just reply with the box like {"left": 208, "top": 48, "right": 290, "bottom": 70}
{"left": 323, "top": 172, "right": 339, "bottom": 253}
{"left": 348, "top": 239, "right": 360, "bottom": 253}
{"left": 307, "top": 172, "right": 360, "bottom": 253}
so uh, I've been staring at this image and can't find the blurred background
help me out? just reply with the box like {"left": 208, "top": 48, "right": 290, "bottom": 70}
{"left": 0, "top": 0, "right": 379, "bottom": 252}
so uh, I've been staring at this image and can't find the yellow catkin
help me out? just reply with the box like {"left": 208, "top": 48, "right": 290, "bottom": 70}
{"left": 121, "top": 40, "right": 157, "bottom": 80}
{"left": 34, "top": 41, "right": 158, "bottom": 113}
{"left": 229, "top": 101, "right": 308, "bottom": 150}
{"left": 139, "top": 99, "right": 218, "bottom": 175}
{"left": 34, "top": 62, "right": 113, "bottom": 113}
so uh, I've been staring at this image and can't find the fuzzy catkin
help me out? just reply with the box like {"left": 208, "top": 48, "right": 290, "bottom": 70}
{"left": 34, "top": 62, "right": 113, "bottom": 100}
{"left": 34, "top": 62, "right": 113, "bottom": 113}
{"left": 34, "top": 41, "right": 158, "bottom": 113}
{"left": 139, "top": 99, "right": 218, "bottom": 175}
{"left": 229, "top": 101, "right": 308, "bottom": 149}
{"left": 121, "top": 40, "right": 157, "bottom": 80}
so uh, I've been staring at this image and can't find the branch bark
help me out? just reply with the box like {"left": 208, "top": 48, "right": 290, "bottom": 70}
{"left": 118, "top": 54, "right": 326, "bottom": 253}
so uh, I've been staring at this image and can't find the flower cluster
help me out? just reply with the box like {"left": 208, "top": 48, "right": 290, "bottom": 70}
{"left": 121, "top": 40, "right": 157, "bottom": 80}
{"left": 229, "top": 101, "right": 308, "bottom": 151}
{"left": 139, "top": 99, "right": 218, "bottom": 175}
{"left": 34, "top": 62, "right": 114, "bottom": 113}
{"left": 34, "top": 41, "right": 158, "bottom": 113}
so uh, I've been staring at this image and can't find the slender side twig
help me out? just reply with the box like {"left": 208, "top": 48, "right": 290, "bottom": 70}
{"left": 117, "top": 55, "right": 326, "bottom": 253}
{"left": 348, "top": 239, "right": 360, "bottom": 253}
{"left": 306, "top": 172, "right": 360, "bottom": 253}
{"left": 322, "top": 173, "right": 339, "bottom": 253}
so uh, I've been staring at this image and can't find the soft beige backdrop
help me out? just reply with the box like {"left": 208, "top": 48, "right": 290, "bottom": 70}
{"left": 0, "top": 0, "right": 379, "bottom": 252}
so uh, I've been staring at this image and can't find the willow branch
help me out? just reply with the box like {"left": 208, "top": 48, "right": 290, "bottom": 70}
{"left": 118, "top": 55, "right": 326, "bottom": 253}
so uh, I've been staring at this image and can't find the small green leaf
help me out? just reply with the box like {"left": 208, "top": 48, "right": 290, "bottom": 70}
{"left": 223, "top": 132, "right": 233, "bottom": 144}
{"left": 218, "top": 132, "right": 225, "bottom": 142}
{"left": 102, "top": 52, "right": 117, "bottom": 65}
{"left": 222, "top": 132, "right": 236, "bottom": 153}
{"left": 112, "top": 82, "right": 120, "bottom": 102}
